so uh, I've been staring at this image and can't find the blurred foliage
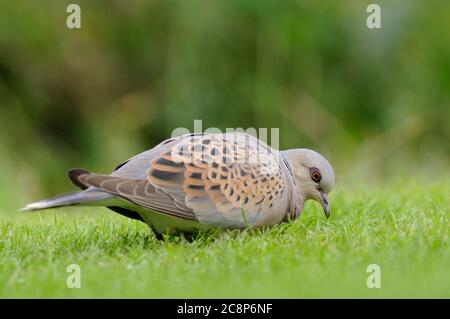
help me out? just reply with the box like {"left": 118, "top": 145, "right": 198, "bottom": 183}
{"left": 0, "top": 0, "right": 449, "bottom": 210}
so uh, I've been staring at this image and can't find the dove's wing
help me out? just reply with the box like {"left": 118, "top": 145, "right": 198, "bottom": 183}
{"left": 74, "top": 171, "right": 196, "bottom": 220}
{"left": 148, "top": 133, "right": 291, "bottom": 227}
{"left": 74, "top": 133, "right": 293, "bottom": 227}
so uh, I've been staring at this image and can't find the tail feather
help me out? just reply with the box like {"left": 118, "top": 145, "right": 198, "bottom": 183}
{"left": 68, "top": 168, "right": 91, "bottom": 190}
{"left": 21, "top": 190, "right": 113, "bottom": 212}
{"left": 22, "top": 168, "right": 145, "bottom": 222}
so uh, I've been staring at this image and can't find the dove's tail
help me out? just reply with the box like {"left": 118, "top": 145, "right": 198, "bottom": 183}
{"left": 22, "top": 168, "right": 116, "bottom": 212}
{"left": 21, "top": 168, "right": 145, "bottom": 222}
{"left": 21, "top": 190, "right": 114, "bottom": 212}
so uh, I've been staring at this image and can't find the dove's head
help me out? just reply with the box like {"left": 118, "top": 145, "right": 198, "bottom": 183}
{"left": 283, "top": 148, "right": 335, "bottom": 218}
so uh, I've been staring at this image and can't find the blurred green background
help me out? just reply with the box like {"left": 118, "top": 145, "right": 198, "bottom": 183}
{"left": 0, "top": 0, "right": 449, "bottom": 213}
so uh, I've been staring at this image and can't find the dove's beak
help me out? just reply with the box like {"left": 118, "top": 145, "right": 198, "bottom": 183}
{"left": 319, "top": 190, "right": 330, "bottom": 218}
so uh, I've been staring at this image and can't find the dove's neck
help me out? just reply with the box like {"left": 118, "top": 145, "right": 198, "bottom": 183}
{"left": 280, "top": 152, "right": 304, "bottom": 220}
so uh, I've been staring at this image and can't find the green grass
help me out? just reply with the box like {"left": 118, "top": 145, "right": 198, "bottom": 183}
{"left": 0, "top": 179, "right": 448, "bottom": 298}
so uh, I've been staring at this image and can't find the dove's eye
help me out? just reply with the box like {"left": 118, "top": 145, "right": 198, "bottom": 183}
{"left": 310, "top": 168, "right": 322, "bottom": 183}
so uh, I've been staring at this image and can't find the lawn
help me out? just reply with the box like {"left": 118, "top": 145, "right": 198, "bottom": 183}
{"left": 0, "top": 178, "right": 448, "bottom": 298}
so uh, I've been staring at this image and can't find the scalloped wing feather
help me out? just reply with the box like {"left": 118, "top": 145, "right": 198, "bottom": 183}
{"left": 147, "top": 133, "right": 289, "bottom": 227}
